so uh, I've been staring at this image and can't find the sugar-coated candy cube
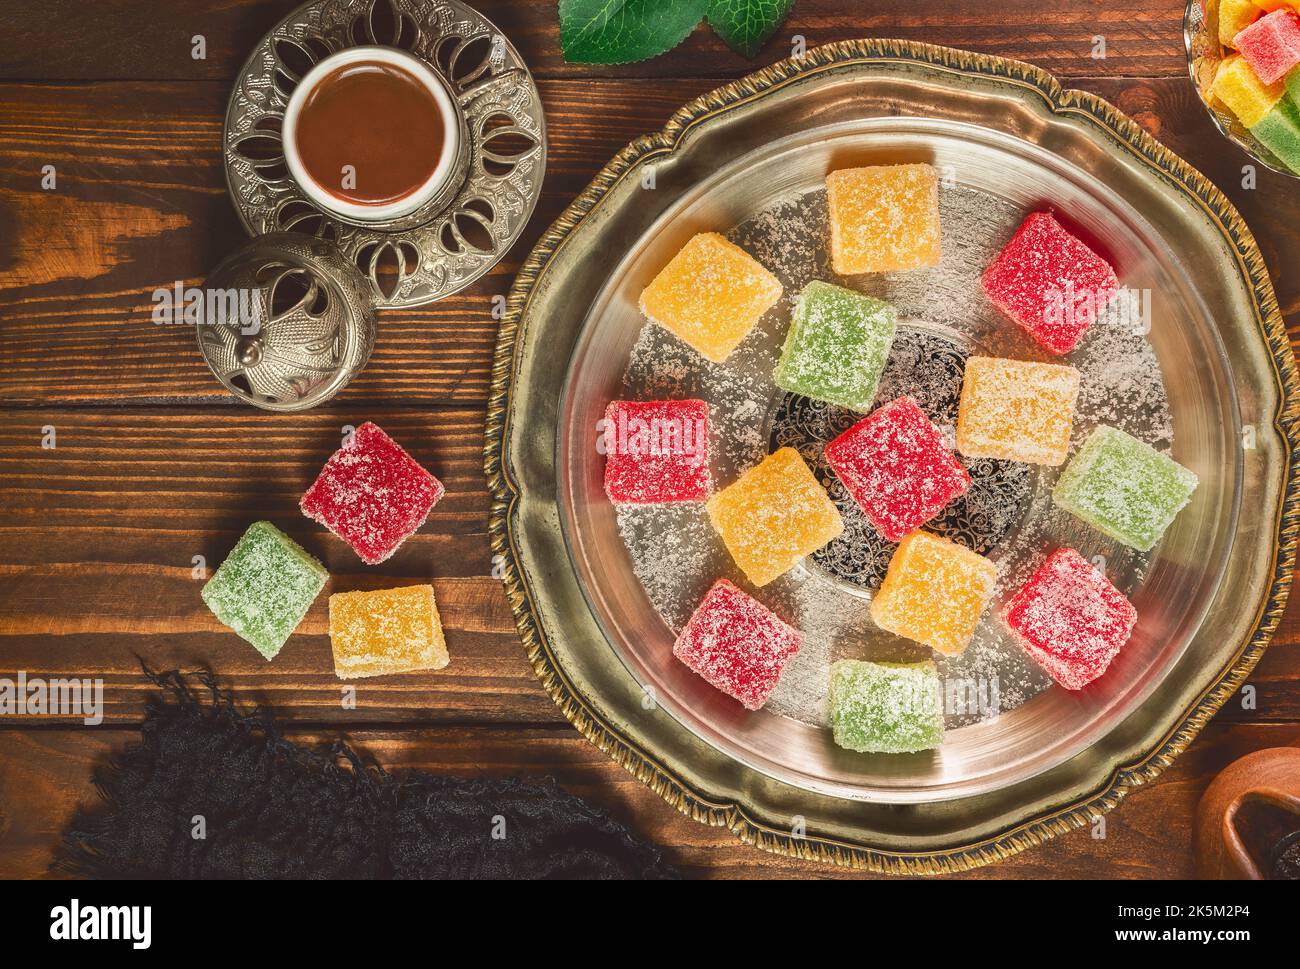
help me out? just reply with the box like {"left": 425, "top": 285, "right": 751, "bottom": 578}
{"left": 1212, "top": 55, "right": 1285, "bottom": 127}
{"left": 981, "top": 212, "right": 1118, "bottom": 355}
{"left": 871, "top": 531, "right": 997, "bottom": 655}
{"left": 774, "top": 280, "right": 898, "bottom": 412}
{"left": 1221, "top": 0, "right": 1264, "bottom": 46}
{"left": 1235, "top": 9, "right": 1300, "bottom": 83}
{"left": 1251, "top": 99, "right": 1300, "bottom": 172}
{"left": 328, "top": 584, "right": 448, "bottom": 679}
{"left": 300, "top": 422, "right": 444, "bottom": 566}
{"left": 826, "top": 164, "right": 941, "bottom": 274}
{"left": 603, "top": 399, "right": 710, "bottom": 503}
{"left": 638, "top": 232, "right": 783, "bottom": 363}
{"left": 829, "top": 659, "right": 944, "bottom": 753}
{"left": 1002, "top": 549, "right": 1137, "bottom": 691}
{"left": 956, "top": 356, "right": 1080, "bottom": 466}
{"left": 673, "top": 579, "right": 802, "bottom": 710}
{"left": 825, "top": 396, "right": 971, "bottom": 542}
{"left": 1053, "top": 426, "right": 1199, "bottom": 551}
{"left": 201, "top": 521, "right": 328, "bottom": 660}
{"left": 706, "top": 447, "right": 843, "bottom": 587}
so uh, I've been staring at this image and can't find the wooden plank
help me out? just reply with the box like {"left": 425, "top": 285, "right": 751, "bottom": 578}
{"left": 0, "top": 405, "right": 1296, "bottom": 725}
{"left": 0, "top": 1, "right": 1188, "bottom": 83}
{"left": 0, "top": 407, "right": 560, "bottom": 724}
{"left": 3, "top": 722, "right": 1298, "bottom": 879}
{"left": 2, "top": 78, "right": 1297, "bottom": 407}
{"left": 0, "top": 78, "right": 705, "bottom": 405}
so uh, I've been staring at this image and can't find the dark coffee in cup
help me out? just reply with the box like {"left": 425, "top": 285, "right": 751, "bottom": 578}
{"left": 283, "top": 46, "right": 461, "bottom": 226}
{"left": 295, "top": 59, "right": 445, "bottom": 207}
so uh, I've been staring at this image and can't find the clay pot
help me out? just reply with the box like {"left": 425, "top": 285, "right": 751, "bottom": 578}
{"left": 1194, "top": 746, "right": 1300, "bottom": 880}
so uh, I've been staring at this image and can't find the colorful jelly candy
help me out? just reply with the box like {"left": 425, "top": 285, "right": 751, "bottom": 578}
{"left": 1212, "top": 54, "right": 1284, "bottom": 127}
{"left": 825, "top": 164, "right": 941, "bottom": 274}
{"left": 829, "top": 659, "right": 944, "bottom": 753}
{"left": 1053, "top": 425, "right": 1199, "bottom": 551}
{"left": 300, "top": 422, "right": 445, "bottom": 566}
{"left": 1236, "top": 8, "right": 1300, "bottom": 83}
{"left": 328, "top": 584, "right": 448, "bottom": 679}
{"left": 706, "top": 447, "right": 843, "bottom": 587}
{"left": 825, "top": 396, "right": 971, "bottom": 542}
{"left": 774, "top": 280, "right": 897, "bottom": 412}
{"left": 603, "top": 399, "right": 711, "bottom": 503}
{"left": 201, "top": 521, "right": 328, "bottom": 660}
{"left": 638, "top": 232, "right": 783, "bottom": 363}
{"left": 1002, "top": 548, "right": 1137, "bottom": 691}
{"left": 672, "top": 579, "right": 802, "bottom": 710}
{"left": 1221, "top": 0, "right": 1264, "bottom": 46}
{"left": 870, "top": 531, "right": 998, "bottom": 655}
{"left": 1251, "top": 98, "right": 1300, "bottom": 171}
{"left": 981, "top": 212, "right": 1118, "bottom": 355}
{"left": 956, "top": 356, "right": 1081, "bottom": 466}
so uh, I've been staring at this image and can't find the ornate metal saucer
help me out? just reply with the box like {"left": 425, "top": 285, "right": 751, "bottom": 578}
{"left": 224, "top": 0, "right": 546, "bottom": 307}
{"left": 487, "top": 40, "right": 1300, "bottom": 872}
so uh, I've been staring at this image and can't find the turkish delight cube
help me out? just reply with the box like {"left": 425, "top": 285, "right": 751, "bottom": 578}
{"left": 870, "top": 531, "right": 997, "bottom": 655}
{"left": 300, "top": 422, "right": 444, "bottom": 565}
{"left": 1052, "top": 425, "right": 1199, "bottom": 551}
{"left": 603, "top": 399, "right": 711, "bottom": 503}
{"left": 638, "top": 232, "right": 783, "bottom": 363}
{"left": 826, "top": 164, "right": 941, "bottom": 274}
{"left": 201, "top": 521, "right": 328, "bottom": 660}
{"left": 706, "top": 447, "right": 843, "bottom": 587}
{"left": 774, "top": 280, "right": 898, "bottom": 412}
{"left": 1002, "top": 548, "right": 1137, "bottom": 690}
{"left": 829, "top": 659, "right": 945, "bottom": 753}
{"left": 825, "top": 396, "right": 971, "bottom": 542}
{"left": 673, "top": 579, "right": 801, "bottom": 710}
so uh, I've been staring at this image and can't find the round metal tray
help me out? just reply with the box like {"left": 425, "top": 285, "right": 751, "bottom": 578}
{"left": 487, "top": 40, "right": 1300, "bottom": 872}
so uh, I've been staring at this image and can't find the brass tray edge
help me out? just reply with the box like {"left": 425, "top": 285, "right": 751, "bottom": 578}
{"left": 484, "top": 38, "right": 1300, "bottom": 874}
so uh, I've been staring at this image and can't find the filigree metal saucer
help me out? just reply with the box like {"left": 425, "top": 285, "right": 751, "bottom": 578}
{"left": 224, "top": 0, "right": 547, "bottom": 307}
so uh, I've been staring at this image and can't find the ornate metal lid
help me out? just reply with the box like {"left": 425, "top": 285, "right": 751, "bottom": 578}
{"left": 197, "top": 232, "right": 376, "bottom": 411}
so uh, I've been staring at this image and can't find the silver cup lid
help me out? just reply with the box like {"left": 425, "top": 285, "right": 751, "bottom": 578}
{"left": 197, "top": 232, "right": 377, "bottom": 411}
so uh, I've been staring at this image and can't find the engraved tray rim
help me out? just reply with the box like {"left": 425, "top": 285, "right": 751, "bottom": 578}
{"left": 485, "top": 39, "right": 1300, "bottom": 873}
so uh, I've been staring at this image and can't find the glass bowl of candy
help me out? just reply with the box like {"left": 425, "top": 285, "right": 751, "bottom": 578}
{"left": 1186, "top": 0, "right": 1300, "bottom": 177}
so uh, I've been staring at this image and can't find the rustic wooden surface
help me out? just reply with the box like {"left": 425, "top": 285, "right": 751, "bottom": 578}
{"left": 0, "top": 0, "right": 1297, "bottom": 879}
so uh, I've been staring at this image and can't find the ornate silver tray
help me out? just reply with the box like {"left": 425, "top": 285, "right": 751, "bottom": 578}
{"left": 487, "top": 41, "right": 1300, "bottom": 871}
{"left": 224, "top": 0, "right": 546, "bottom": 307}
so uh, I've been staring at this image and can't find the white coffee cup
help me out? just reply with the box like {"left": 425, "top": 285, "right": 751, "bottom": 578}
{"left": 282, "top": 45, "right": 463, "bottom": 226}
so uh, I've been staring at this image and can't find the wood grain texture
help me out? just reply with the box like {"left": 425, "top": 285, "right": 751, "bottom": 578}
{"left": 0, "top": 405, "right": 1295, "bottom": 725}
{"left": 0, "top": 408, "right": 559, "bottom": 725}
{"left": 2, "top": 722, "right": 1298, "bottom": 880}
{"left": 1, "top": 78, "right": 1297, "bottom": 407}
{"left": 1, "top": 2, "right": 1298, "bottom": 878}
{"left": 0, "top": 1, "right": 1189, "bottom": 82}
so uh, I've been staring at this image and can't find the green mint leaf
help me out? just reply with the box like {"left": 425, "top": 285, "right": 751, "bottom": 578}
{"left": 706, "top": 0, "right": 794, "bottom": 57}
{"left": 559, "top": 0, "right": 708, "bottom": 65}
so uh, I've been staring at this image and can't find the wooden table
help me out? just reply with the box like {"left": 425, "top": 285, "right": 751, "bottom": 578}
{"left": 1, "top": 0, "right": 1297, "bottom": 880}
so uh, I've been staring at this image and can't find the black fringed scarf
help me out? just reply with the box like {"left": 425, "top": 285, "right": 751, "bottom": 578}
{"left": 57, "top": 670, "right": 677, "bottom": 880}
